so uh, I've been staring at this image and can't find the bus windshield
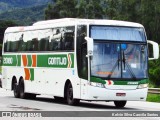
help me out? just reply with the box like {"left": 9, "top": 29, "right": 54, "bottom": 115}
{"left": 90, "top": 26, "right": 148, "bottom": 80}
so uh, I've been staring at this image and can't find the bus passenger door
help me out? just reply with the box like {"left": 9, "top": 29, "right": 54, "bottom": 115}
{"left": 79, "top": 44, "right": 88, "bottom": 99}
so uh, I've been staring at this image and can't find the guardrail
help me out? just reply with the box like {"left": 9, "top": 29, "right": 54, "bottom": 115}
{"left": 148, "top": 88, "right": 160, "bottom": 94}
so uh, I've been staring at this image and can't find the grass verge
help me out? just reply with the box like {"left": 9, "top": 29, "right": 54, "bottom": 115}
{"left": 147, "top": 93, "right": 160, "bottom": 103}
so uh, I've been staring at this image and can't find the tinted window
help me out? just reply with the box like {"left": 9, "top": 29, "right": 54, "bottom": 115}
{"left": 49, "top": 26, "right": 75, "bottom": 51}
{"left": 4, "top": 26, "right": 75, "bottom": 52}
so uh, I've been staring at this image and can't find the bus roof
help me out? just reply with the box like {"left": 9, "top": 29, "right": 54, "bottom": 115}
{"left": 5, "top": 18, "right": 144, "bottom": 33}
{"left": 33, "top": 18, "right": 143, "bottom": 27}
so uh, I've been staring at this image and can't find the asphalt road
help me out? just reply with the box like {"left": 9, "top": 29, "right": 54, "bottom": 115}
{"left": 0, "top": 88, "right": 159, "bottom": 120}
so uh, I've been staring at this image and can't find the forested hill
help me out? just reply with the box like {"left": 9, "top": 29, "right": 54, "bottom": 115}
{"left": 0, "top": 0, "right": 52, "bottom": 25}
{"left": 0, "top": 4, "right": 48, "bottom": 25}
{"left": 0, "top": 0, "right": 51, "bottom": 12}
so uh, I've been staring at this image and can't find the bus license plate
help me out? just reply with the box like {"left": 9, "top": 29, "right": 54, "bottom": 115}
{"left": 116, "top": 93, "right": 126, "bottom": 97}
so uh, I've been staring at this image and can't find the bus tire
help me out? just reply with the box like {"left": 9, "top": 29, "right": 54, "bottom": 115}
{"left": 13, "top": 83, "right": 20, "bottom": 98}
{"left": 114, "top": 101, "right": 127, "bottom": 108}
{"left": 66, "top": 83, "right": 80, "bottom": 105}
{"left": 19, "top": 79, "right": 29, "bottom": 99}
{"left": 19, "top": 79, "right": 36, "bottom": 99}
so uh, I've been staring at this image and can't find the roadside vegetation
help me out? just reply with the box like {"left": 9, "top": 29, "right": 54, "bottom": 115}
{"left": 147, "top": 94, "right": 160, "bottom": 103}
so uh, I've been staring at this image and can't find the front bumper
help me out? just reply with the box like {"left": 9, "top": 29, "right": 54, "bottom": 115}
{"left": 82, "top": 85, "right": 148, "bottom": 101}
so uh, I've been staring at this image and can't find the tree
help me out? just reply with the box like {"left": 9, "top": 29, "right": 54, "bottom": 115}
{"left": 105, "top": 0, "right": 119, "bottom": 19}
{"left": 0, "top": 20, "right": 17, "bottom": 43}
{"left": 45, "top": 0, "right": 77, "bottom": 19}
{"left": 140, "top": 0, "right": 160, "bottom": 44}
{"left": 45, "top": 0, "right": 104, "bottom": 19}
{"left": 84, "top": 0, "right": 104, "bottom": 19}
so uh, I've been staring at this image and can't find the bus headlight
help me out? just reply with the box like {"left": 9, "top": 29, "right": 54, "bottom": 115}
{"left": 90, "top": 82, "right": 105, "bottom": 88}
{"left": 137, "top": 84, "right": 148, "bottom": 89}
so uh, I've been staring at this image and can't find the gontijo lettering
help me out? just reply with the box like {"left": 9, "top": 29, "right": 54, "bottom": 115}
{"left": 48, "top": 57, "right": 67, "bottom": 65}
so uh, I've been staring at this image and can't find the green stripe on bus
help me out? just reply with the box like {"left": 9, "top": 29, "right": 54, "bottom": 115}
{"left": 91, "top": 77, "right": 106, "bottom": 84}
{"left": 90, "top": 77, "right": 148, "bottom": 85}
{"left": 113, "top": 79, "right": 148, "bottom": 85}
{"left": 139, "top": 79, "right": 149, "bottom": 84}
{"left": 2, "top": 54, "right": 74, "bottom": 68}
{"left": 30, "top": 68, "right": 34, "bottom": 81}
{"left": 27, "top": 55, "right": 32, "bottom": 67}
{"left": 17, "top": 55, "right": 21, "bottom": 66}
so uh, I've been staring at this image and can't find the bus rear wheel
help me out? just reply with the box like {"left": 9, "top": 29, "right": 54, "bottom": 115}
{"left": 19, "top": 80, "right": 36, "bottom": 99}
{"left": 19, "top": 80, "right": 26, "bottom": 99}
{"left": 13, "top": 83, "right": 20, "bottom": 98}
{"left": 66, "top": 83, "right": 80, "bottom": 105}
{"left": 114, "top": 101, "right": 127, "bottom": 108}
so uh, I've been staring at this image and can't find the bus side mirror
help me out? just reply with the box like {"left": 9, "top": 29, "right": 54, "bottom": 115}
{"left": 147, "top": 40, "right": 159, "bottom": 60}
{"left": 85, "top": 37, "right": 93, "bottom": 57}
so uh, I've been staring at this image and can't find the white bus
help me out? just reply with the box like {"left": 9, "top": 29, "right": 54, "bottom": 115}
{"left": 2, "top": 18, "right": 159, "bottom": 108}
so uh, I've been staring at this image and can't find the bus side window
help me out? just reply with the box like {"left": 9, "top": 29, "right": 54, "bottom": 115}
{"left": 49, "top": 28, "right": 61, "bottom": 51}
{"left": 45, "top": 37, "right": 50, "bottom": 51}
{"left": 18, "top": 33, "right": 24, "bottom": 51}
{"left": 4, "top": 42, "right": 7, "bottom": 52}
{"left": 39, "top": 37, "right": 49, "bottom": 51}
{"left": 32, "top": 38, "right": 38, "bottom": 51}
{"left": 26, "top": 40, "right": 33, "bottom": 51}
{"left": 37, "top": 29, "right": 49, "bottom": 51}
{"left": 9, "top": 33, "right": 19, "bottom": 52}
{"left": 63, "top": 32, "right": 74, "bottom": 50}
{"left": 62, "top": 26, "right": 75, "bottom": 51}
{"left": 6, "top": 41, "right": 11, "bottom": 52}
{"left": 4, "top": 34, "right": 9, "bottom": 52}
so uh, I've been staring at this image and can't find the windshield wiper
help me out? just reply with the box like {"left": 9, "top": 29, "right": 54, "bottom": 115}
{"left": 122, "top": 51, "right": 137, "bottom": 80}
{"left": 108, "top": 53, "right": 120, "bottom": 78}
{"left": 122, "top": 51, "right": 126, "bottom": 70}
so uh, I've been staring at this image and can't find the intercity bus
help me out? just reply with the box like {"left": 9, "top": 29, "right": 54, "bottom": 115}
{"left": 2, "top": 18, "right": 159, "bottom": 108}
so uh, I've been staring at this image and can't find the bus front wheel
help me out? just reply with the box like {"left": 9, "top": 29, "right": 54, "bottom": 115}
{"left": 114, "top": 101, "right": 127, "bottom": 108}
{"left": 66, "top": 83, "right": 80, "bottom": 105}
